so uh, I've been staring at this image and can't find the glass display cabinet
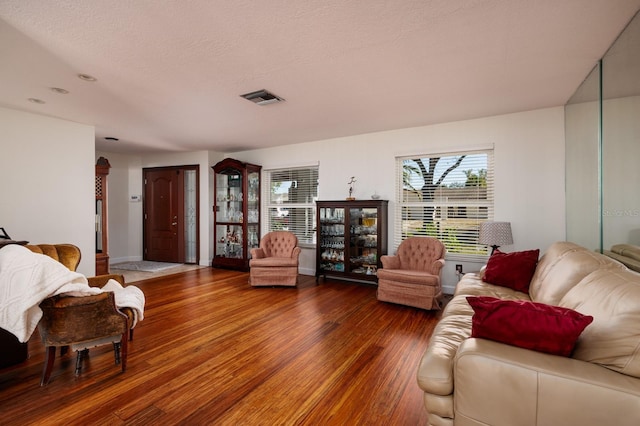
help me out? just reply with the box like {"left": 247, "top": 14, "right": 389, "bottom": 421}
{"left": 316, "top": 200, "right": 388, "bottom": 283}
{"left": 212, "top": 158, "right": 261, "bottom": 271}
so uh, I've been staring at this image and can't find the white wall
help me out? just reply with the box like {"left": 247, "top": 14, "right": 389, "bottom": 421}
{"left": 0, "top": 107, "right": 565, "bottom": 291}
{"left": 7, "top": 104, "right": 564, "bottom": 293}
{"left": 231, "top": 107, "right": 566, "bottom": 293}
{"left": 1, "top": 107, "right": 96, "bottom": 276}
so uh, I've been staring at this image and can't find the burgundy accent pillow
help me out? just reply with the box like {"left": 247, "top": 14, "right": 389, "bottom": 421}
{"left": 483, "top": 249, "right": 540, "bottom": 293}
{"left": 467, "top": 296, "right": 594, "bottom": 357}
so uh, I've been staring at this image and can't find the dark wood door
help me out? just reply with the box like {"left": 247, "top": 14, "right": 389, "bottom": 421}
{"left": 144, "top": 168, "right": 183, "bottom": 262}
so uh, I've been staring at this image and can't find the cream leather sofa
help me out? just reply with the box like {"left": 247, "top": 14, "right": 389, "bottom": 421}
{"left": 604, "top": 243, "right": 640, "bottom": 272}
{"left": 417, "top": 241, "right": 640, "bottom": 426}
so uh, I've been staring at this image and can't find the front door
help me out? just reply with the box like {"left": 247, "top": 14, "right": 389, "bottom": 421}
{"left": 144, "top": 168, "right": 183, "bottom": 262}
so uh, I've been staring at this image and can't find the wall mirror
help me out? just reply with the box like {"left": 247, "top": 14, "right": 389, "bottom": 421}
{"left": 566, "top": 10, "right": 640, "bottom": 254}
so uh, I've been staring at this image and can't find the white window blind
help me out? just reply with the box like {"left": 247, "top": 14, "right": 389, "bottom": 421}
{"left": 394, "top": 149, "right": 494, "bottom": 257}
{"left": 264, "top": 166, "right": 319, "bottom": 244}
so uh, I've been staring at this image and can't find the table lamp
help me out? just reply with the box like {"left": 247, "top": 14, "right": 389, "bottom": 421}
{"left": 479, "top": 221, "right": 513, "bottom": 255}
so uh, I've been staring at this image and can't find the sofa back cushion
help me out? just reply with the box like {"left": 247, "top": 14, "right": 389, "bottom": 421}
{"left": 528, "top": 242, "right": 624, "bottom": 306}
{"left": 559, "top": 268, "right": 640, "bottom": 378}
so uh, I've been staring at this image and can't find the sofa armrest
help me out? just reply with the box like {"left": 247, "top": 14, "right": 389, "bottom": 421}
{"left": 454, "top": 338, "right": 640, "bottom": 426}
{"left": 380, "top": 255, "right": 400, "bottom": 269}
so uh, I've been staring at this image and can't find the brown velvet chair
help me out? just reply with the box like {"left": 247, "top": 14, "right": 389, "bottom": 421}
{"left": 249, "top": 231, "right": 301, "bottom": 286}
{"left": 38, "top": 292, "right": 128, "bottom": 385}
{"left": 377, "top": 236, "right": 446, "bottom": 310}
{"left": 24, "top": 244, "right": 132, "bottom": 385}
{"left": 25, "top": 244, "right": 136, "bottom": 340}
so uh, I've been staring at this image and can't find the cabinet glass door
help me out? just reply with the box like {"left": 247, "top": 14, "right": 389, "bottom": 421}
{"left": 349, "top": 207, "right": 378, "bottom": 276}
{"left": 215, "top": 169, "right": 244, "bottom": 259}
{"left": 247, "top": 171, "right": 260, "bottom": 255}
{"left": 318, "top": 207, "right": 345, "bottom": 274}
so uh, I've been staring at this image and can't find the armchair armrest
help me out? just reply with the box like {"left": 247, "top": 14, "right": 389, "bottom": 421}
{"left": 87, "top": 274, "right": 125, "bottom": 288}
{"left": 251, "top": 248, "right": 266, "bottom": 259}
{"left": 430, "top": 258, "right": 445, "bottom": 275}
{"left": 291, "top": 247, "right": 301, "bottom": 260}
{"left": 380, "top": 255, "right": 400, "bottom": 269}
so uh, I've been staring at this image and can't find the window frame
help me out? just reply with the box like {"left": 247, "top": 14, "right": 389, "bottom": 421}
{"left": 394, "top": 148, "right": 494, "bottom": 260}
{"left": 263, "top": 165, "right": 319, "bottom": 247}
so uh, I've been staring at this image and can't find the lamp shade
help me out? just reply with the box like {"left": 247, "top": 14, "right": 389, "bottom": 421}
{"left": 479, "top": 221, "right": 513, "bottom": 248}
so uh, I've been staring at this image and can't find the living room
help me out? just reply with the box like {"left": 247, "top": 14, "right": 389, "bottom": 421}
{"left": 3, "top": 1, "right": 635, "bottom": 281}
{"left": 2, "top": 1, "right": 640, "bottom": 424}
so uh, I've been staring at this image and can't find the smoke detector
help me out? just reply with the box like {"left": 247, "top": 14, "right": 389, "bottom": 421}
{"left": 240, "top": 89, "right": 285, "bottom": 106}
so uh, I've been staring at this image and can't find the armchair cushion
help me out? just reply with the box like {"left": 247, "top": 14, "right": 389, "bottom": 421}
{"left": 376, "top": 269, "right": 440, "bottom": 286}
{"left": 250, "top": 256, "right": 299, "bottom": 268}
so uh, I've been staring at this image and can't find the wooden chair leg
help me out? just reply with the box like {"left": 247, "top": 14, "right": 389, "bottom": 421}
{"left": 120, "top": 333, "right": 128, "bottom": 373}
{"left": 113, "top": 342, "right": 121, "bottom": 365}
{"left": 40, "top": 346, "right": 57, "bottom": 386}
{"left": 75, "top": 349, "right": 88, "bottom": 376}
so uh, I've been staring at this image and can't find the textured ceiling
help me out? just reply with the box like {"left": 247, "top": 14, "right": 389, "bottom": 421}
{"left": 1, "top": 1, "right": 639, "bottom": 154}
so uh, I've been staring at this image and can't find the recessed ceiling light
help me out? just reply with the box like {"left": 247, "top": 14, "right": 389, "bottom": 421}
{"left": 104, "top": 137, "right": 119, "bottom": 141}
{"left": 78, "top": 73, "right": 97, "bottom": 82}
{"left": 240, "top": 89, "right": 285, "bottom": 106}
{"left": 28, "top": 98, "right": 45, "bottom": 104}
{"left": 50, "top": 87, "right": 69, "bottom": 94}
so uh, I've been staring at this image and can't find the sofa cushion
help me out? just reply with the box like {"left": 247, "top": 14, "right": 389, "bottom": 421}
{"left": 455, "top": 273, "right": 531, "bottom": 302}
{"left": 467, "top": 296, "right": 593, "bottom": 357}
{"left": 528, "top": 242, "right": 625, "bottom": 306}
{"left": 483, "top": 249, "right": 539, "bottom": 293}
{"left": 559, "top": 268, "right": 640, "bottom": 378}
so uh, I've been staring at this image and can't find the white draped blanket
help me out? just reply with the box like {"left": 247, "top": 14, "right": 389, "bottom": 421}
{"left": 102, "top": 279, "right": 145, "bottom": 327}
{"left": 0, "top": 244, "right": 145, "bottom": 343}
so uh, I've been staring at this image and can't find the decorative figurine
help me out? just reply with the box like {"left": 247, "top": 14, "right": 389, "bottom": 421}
{"left": 347, "top": 176, "right": 356, "bottom": 201}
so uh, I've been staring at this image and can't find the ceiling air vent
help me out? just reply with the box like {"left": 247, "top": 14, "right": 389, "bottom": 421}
{"left": 240, "top": 89, "right": 285, "bottom": 106}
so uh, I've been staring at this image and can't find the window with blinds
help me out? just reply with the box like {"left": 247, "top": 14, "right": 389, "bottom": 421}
{"left": 264, "top": 166, "right": 319, "bottom": 245}
{"left": 395, "top": 149, "right": 494, "bottom": 257}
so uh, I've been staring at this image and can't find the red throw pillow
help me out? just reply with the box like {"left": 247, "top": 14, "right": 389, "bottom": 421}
{"left": 483, "top": 249, "right": 540, "bottom": 293}
{"left": 467, "top": 296, "right": 594, "bottom": 357}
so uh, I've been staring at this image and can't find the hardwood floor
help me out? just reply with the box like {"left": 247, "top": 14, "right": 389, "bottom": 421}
{"left": 0, "top": 268, "right": 440, "bottom": 425}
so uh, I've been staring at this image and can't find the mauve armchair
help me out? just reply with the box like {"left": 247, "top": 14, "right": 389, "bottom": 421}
{"left": 249, "top": 231, "right": 301, "bottom": 286}
{"left": 377, "top": 236, "right": 446, "bottom": 310}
